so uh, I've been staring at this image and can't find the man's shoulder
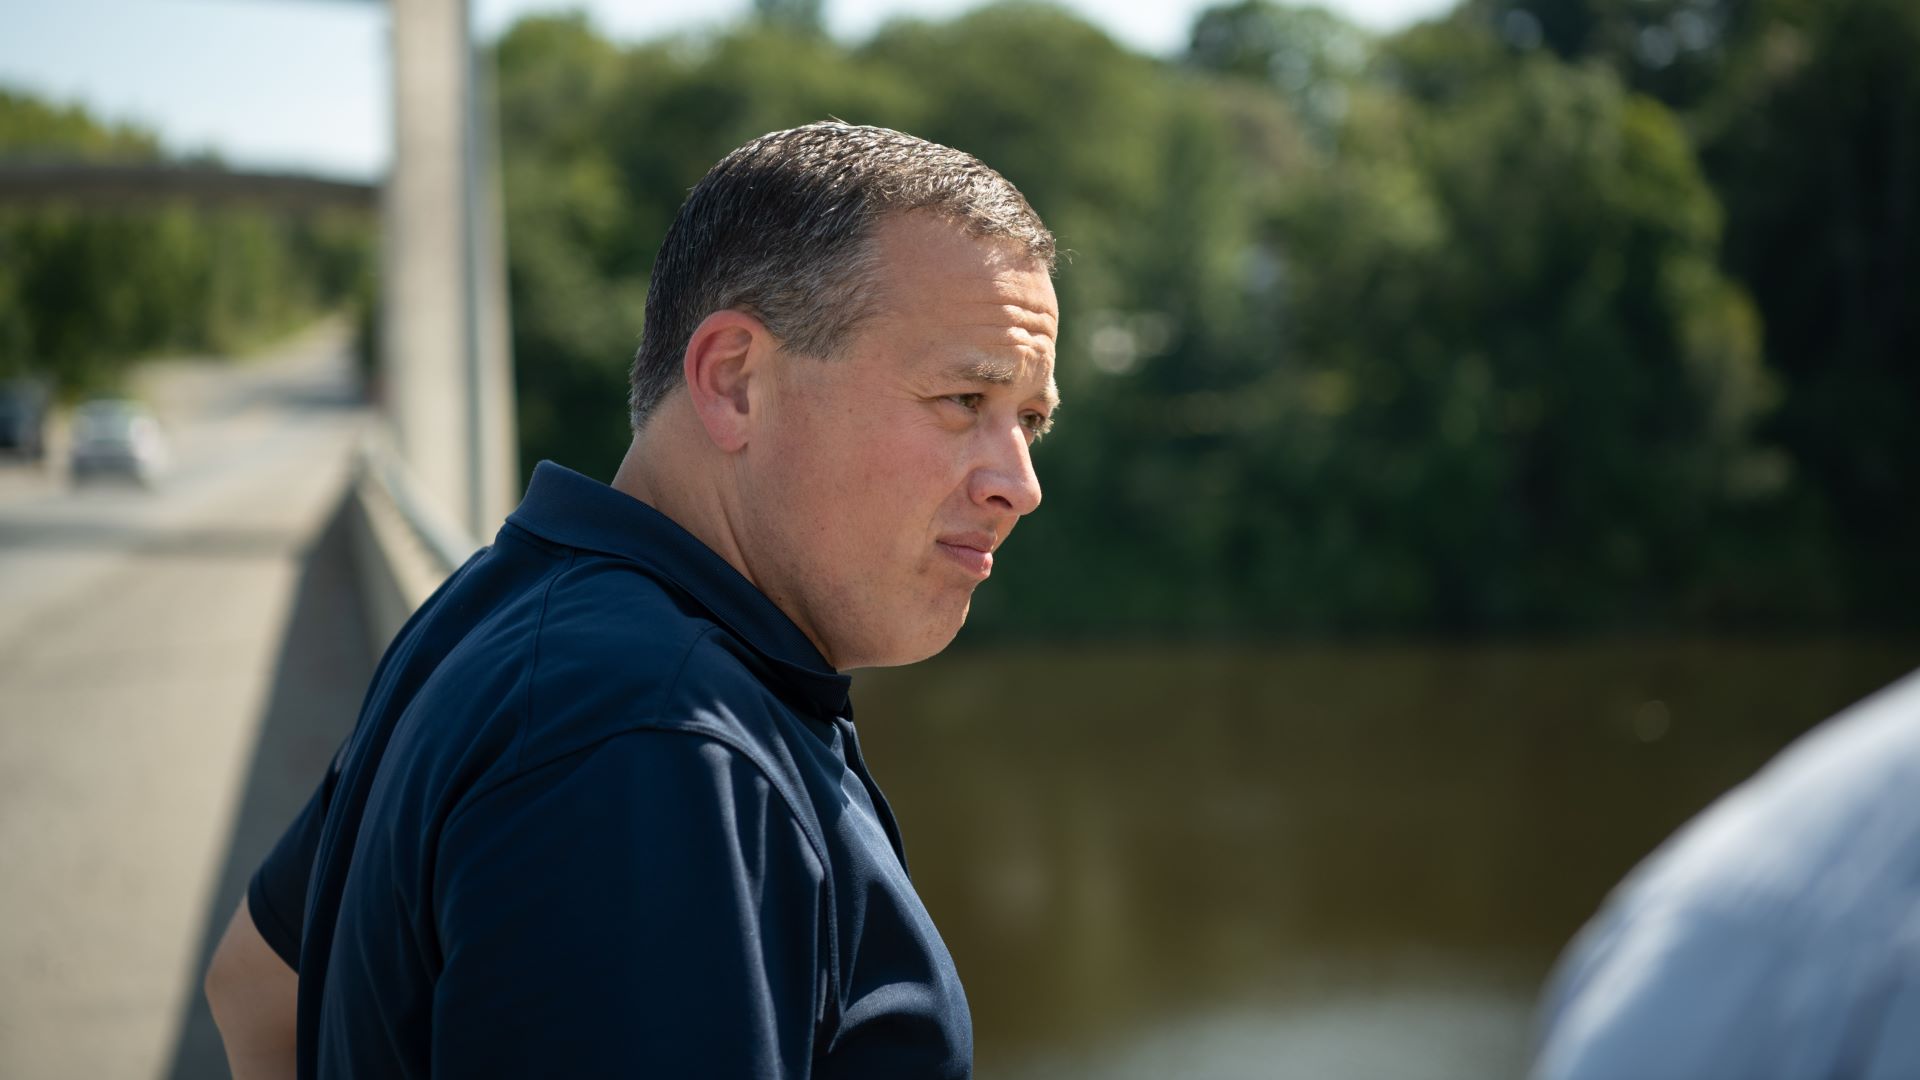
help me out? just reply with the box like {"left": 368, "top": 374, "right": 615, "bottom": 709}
{"left": 533, "top": 552, "right": 715, "bottom": 657}
{"left": 395, "top": 541, "right": 830, "bottom": 851}
{"left": 401, "top": 548, "right": 712, "bottom": 713}
{"left": 513, "top": 553, "right": 813, "bottom": 767}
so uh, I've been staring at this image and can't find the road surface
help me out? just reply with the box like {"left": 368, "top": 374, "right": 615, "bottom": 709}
{"left": 0, "top": 325, "right": 374, "bottom": 1079}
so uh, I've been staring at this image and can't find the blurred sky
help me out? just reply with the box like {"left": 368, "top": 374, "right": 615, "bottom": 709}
{"left": 0, "top": 0, "right": 1452, "bottom": 180}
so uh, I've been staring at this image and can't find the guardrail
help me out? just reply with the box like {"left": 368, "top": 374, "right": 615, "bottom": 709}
{"left": 344, "top": 434, "right": 481, "bottom": 658}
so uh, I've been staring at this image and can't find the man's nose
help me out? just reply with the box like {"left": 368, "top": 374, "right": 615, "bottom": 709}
{"left": 969, "top": 423, "right": 1043, "bottom": 517}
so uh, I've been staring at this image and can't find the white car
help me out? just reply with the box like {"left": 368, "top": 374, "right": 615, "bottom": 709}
{"left": 70, "top": 398, "right": 171, "bottom": 486}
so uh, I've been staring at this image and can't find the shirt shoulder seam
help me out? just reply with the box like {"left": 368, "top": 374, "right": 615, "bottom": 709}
{"left": 505, "top": 549, "right": 577, "bottom": 777}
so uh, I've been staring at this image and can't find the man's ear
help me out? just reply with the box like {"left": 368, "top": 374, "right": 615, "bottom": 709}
{"left": 681, "top": 309, "right": 770, "bottom": 453}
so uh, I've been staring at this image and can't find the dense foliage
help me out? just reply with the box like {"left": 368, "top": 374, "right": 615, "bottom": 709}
{"left": 0, "top": 90, "right": 371, "bottom": 396}
{"left": 1469, "top": 0, "right": 1920, "bottom": 625}
{"left": 493, "top": 0, "right": 1915, "bottom": 637}
{"left": 9, "top": 0, "right": 1908, "bottom": 638}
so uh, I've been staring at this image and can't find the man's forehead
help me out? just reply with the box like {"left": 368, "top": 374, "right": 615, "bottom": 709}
{"left": 862, "top": 212, "right": 1060, "bottom": 403}
{"left": 983, "top": 288, "right": 1059, "bottom": 336}
{"left": 940, "top": 282, "right": 1058, "bottom": 400}
{"left": 960, "top": 292, "right": 1056, "bottom": 342}
{"left": 906, "top": 258, "right": 1056, "bottom": 317}
{"left": 870, "top": 216, "right": 1055, "bottom": 302}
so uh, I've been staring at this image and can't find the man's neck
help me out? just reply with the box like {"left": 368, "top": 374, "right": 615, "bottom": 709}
{"left": 611, "top": 411, "right": 841, "bottom": 670}
{"left": 611, "top": 423, "right": 758, "bottom": 595}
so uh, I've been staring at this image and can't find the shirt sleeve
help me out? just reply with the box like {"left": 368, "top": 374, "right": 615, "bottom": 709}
{"left": 246, "top": 746, "right": 346, "bottom": 971}
{"left": 430, "top": 730, "right": 828, "bottom": 1079}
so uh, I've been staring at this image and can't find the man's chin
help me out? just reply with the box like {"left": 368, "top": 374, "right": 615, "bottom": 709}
{"left": 842, "top": 604, "right": 969, "bottom": 671}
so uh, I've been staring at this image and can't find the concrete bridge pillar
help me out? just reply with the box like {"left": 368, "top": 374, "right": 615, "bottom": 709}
{"left": 383, "top": 0, "right": 516, "bottom": 542}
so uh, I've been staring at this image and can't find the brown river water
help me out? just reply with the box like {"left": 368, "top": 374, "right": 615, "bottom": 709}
{"left": 852, "top": 639, "right": 1920, "bottom": 1078}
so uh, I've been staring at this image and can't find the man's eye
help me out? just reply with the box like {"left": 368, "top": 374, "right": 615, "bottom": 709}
{"left": 1020, "top": 411, "right": 1052, "bottom": 441}
{"left": 945, "top": 393, "right": 984, "bottom": 411}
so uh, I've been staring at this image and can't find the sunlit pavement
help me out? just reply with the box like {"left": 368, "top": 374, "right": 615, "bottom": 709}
{"left": 0, "top": 325, "right": 371, "bottom": 1079}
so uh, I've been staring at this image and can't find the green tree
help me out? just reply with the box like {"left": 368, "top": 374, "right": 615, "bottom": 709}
{"left": 1187, "top": 0, "right": 1370, "bottom": 137}
{"left": 753, "top": 0, "right": 825, "bottom": 37}
{"left": 1270, "top": 49, "right": 1777, "bottom": 629}
{"left": 486, "top": 2, "right": 1892, "bottom": 636}
{"left": 1459, "top": 0, "right": 1920, "bottom": 622}
{"left": 0, "top": 88, "right": 158, "bottom": 161}
{"left": 1694, "top": 0, "right": 1920, "bottom": 622}
{"left": 1460, "top": 0, "right": 1758, "bottom": 108}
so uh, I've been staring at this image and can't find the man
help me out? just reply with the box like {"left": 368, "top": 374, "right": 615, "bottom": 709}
{"left": 203, "top": 122, "right": 1060, "bottom": 1078}
{"left": 1532, "top": 665, "right": 1920, "bottom": 1079}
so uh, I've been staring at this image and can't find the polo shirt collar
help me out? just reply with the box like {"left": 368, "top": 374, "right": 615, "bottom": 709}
{"left": 504, "top": 461, "right": 852, "bottom": 717}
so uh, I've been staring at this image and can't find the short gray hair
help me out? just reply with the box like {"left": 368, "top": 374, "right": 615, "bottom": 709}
{"left": 628, "top": 121, "right": 1056, "bottom": 428}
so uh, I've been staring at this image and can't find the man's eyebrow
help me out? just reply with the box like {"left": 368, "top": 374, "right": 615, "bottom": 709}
{"left": 951, "top": 358, "right": 1017, "bottom": 384}
{"left": 947, "top": 359, "right": 1061, "bottom": 410}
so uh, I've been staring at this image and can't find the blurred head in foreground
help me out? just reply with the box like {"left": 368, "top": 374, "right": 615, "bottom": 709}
{"left": 1533, "top": 666, "right": 1920, "bottom": 1079}
{"left": 618, "top": 122, "right": 1061, "bottom": 670}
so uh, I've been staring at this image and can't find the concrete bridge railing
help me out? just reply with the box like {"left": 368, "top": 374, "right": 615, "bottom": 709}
{"left": 345, "top": 434, "right": 481, "bottom": 659}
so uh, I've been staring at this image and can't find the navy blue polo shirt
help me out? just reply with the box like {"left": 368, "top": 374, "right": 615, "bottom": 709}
{"left": 248, "top": 462, "right": 971, "bottom": 1078}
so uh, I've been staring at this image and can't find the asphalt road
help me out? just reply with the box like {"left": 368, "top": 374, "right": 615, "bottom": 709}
{"left": 0, "top": 326, "right": 374, "bottom": 1079}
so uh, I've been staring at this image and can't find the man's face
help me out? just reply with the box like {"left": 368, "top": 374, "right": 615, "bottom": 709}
{"left": 740, "top": 213, "right": 1058, "bottom": 670}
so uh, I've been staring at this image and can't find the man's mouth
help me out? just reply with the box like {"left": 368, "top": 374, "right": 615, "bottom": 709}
{"left": 935, "top": 534, "right": 996, "bottom": 579}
